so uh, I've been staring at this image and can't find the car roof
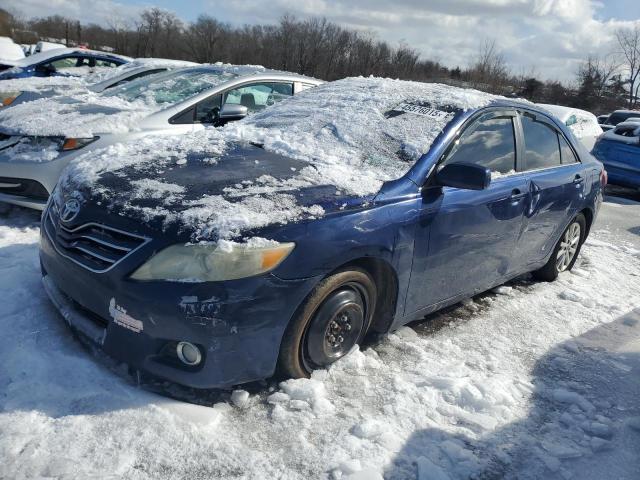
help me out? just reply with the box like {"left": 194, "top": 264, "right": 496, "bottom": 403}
{"left": 11, "top": 48, "right": 132, "bottom": 67}
{"left": 536, "top": 103, "right": 597, "bottom": 122}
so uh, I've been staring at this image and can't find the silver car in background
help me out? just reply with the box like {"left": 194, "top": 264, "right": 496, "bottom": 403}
{"left": 1, "top": 58, "right": 199, "bottom": 108}
{"left": 0, "top": 65, "right": 323, "bottom": 209}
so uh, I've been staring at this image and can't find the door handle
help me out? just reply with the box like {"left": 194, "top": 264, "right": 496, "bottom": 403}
{"left": 510, "top": 188, "right": 527, "bottom": 199}
{"left": 573, "top": 175, "right": 584, "bottom": 184}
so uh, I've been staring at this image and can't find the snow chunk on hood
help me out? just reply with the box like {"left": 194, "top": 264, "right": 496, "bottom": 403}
{"left": 59, "top": 77, "right": 503, "bottom": 240}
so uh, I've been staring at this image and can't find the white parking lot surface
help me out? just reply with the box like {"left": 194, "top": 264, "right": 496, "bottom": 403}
{"left": 0, "top": 199, "right": 639, "bottom": 480}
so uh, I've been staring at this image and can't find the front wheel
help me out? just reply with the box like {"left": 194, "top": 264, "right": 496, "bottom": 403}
{"left": 277, "top": 268, "right": 377, "bottom": 379}
{"left": 533, "top": 213, "right": 586, "bottom": 282}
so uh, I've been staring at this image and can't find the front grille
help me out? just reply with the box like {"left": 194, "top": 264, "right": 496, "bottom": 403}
{"left": 45, "top": 203, "right": 150, "bottom": 272}
{"left": 0, "top": 176, "right": 49, "bottom": 200}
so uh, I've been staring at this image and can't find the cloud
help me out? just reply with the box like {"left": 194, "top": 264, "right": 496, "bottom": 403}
{"left": 3, "top": 0, "right": 142, "bottom": 25}
{"left": 4, "top": 0, "right": 640, "bottom": 81}
{"left": 211, "top": 0, "right": 640, "bottom": 81}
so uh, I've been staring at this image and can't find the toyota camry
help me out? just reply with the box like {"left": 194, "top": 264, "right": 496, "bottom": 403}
{"left": 39, "top": 77, "right": 605, "bottom": 388}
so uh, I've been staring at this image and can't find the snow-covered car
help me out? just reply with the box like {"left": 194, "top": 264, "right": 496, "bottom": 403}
{"left": 0, "top": 48, "right": 131, "bottom": 79}
{"left": 597, "top": 114, "right": 609, "bottom": 125}
{"left": 0, "top": 37, "right": 25, "bottom": 63}
{"left": 599, "top": 109, "right": 640, "bottom": 132}
{"left": 0, "top": 65, "right": 322, "bottom": 209}
{"left": 537, "top": 104, "right": 603, "bottom": 150}
{"left": 0, "top": 58, "right": 198, "bottom": 108}
{"left": 39, "top": 77, "right": 606, "bottom": 389}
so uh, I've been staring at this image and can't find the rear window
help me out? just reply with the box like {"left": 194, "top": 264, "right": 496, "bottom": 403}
{"left": 613, "top": 123, "right": 640, "bottom": 137}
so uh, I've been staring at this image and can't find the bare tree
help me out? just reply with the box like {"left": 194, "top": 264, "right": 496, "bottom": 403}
{"left": 615, "top": 25, "right": 640, "bottom": 108}
{"left": 468, "top": 38, "right": 509, "bottom": 93}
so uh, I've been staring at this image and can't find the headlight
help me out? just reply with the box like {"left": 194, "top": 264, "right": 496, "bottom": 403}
{"left": 130, "top": 240, "right": 295, "bottom": 282}
{"left": 0, "top": 91, "right": 22, "bottom": 106}
{"left": 60, "top": 137, "right": 98, "bottom": 151}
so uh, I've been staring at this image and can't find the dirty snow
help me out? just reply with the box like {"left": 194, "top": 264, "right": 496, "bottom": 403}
{"left": 0, "top": 199, "right": 638, "bottom": 479}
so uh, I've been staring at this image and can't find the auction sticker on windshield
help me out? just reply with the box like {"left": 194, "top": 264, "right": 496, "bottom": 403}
{"left": 392, "top": 102, "right": 450, "bottom": 119}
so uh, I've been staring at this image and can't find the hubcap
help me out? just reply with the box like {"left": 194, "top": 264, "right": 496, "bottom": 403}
{"left": 556, "top": 221, "right": 581, "bottom": 272}
{"left": 303, "top": 284, "right": 368, "bottom": 370}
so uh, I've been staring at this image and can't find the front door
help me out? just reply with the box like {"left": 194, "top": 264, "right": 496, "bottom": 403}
{"left": 405, "top": 111, "right": 529, "bottom": 315}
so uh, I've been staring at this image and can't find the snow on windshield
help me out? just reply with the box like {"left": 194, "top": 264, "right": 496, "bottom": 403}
{"left": 59, "top": 77, "right": 501, "bottom": 241}
{"left": 226, "top": 76, "right": 498, "bottom": 195}
{"left": 101, "top": 67, "right": 238, "bottom": 105}
{"left": 0, "top": 67, "right": 241, "bottom": 137}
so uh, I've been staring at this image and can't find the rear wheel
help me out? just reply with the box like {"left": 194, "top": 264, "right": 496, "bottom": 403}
{"left": 533, "top": 213, "right": 586, "bottom": 282}
{"left": 277, "top": 268, "right": 377, "bottom": 379}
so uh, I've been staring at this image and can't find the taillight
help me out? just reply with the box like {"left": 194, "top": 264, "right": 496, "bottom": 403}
{"left": 600, "top": 169, "right": 608, "bottom": 188}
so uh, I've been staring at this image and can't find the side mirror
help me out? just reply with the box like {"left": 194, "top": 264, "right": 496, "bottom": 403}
{"left": 219, "top": 104, "right": 248, "bottom": 122}
{"left": 436, "top": 163, "right": 491, "bottom": 190}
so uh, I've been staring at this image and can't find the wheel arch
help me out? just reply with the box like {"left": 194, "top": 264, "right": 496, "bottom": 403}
{"left": 326, "top": 256, "right": 400, "bottom": 335}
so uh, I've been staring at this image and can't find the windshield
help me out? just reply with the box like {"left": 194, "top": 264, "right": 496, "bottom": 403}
{"left": 606, "top": 112, "right": 640, "bottom": 126}
{"left": 101, "top": 68, "right": 237, "bottom": 105}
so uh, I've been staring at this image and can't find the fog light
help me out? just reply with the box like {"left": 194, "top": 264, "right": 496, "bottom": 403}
{"left": 176, "top": 341, "right": 202, "bottom": 366}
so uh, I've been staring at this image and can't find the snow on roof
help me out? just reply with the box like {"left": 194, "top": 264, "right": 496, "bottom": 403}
{"left": 537, "top": 103, "right": 602, "bottom": 139}
{"left": 6, "top": 48, "right": 130, "bottom": 68}
{"left": 0, "top": 76, "right": 86, "bottom": 95}
{"left": 60, "top": 77, "right": 501, "bottom": 240}
{"left": 0, "top": 41, "right": 25, "bottom": 62}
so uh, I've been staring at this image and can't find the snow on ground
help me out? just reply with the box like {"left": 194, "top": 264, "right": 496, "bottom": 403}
{"left": 0, "top": 200, "right": 639, "bottom": 479}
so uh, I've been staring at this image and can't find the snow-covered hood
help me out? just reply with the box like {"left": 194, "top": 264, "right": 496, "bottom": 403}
{"left": 58, "top": 135, "right": 363, "bottom": 242}
{"left": 0, "top": 92, "right": 157, "bottom": 137}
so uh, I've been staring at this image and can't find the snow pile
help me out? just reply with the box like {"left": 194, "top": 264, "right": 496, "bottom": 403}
{"left": 226, "top": 77, "right": 499, "bottom": 195}
{"left": 0, "top": 76, "right": 86, "bottom": 95}
{"left": 0, "top": 65, "right": 249, "bottom": 137}
{"left": 538, "top": 104, "right": 603, "bottom": 139}
{"left": 0, "top": 93, "right": 159, "bottom": 137}
{"left": 0, "top": 202, "right": 640, "bottom": 479}
{"left": 58, "top": 77, "right": 503, "bottom": 240}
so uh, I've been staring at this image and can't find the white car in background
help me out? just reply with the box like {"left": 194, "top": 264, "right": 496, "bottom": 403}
{"left": 0, "top": 64, "right": 323, "bottom": 209}
{"left": 34, "top": 41, "right": 67, "bottom": 54}
{"left": 0, "top": 37, "right": 26, "bottom": 63}
{"left": 537, "top": 104, "right": 603, "bottom": 150}
{"left": 0, "top": 58, "right": 198, "bottom": 108}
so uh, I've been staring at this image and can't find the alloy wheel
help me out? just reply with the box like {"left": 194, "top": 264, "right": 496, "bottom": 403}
{"left": 556, "top": 221, "right": 581, "bottom": 272}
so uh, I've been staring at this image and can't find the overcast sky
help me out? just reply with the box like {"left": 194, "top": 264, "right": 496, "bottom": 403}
{"left": 4, "top": 0, "right": 640, "bottom": 82}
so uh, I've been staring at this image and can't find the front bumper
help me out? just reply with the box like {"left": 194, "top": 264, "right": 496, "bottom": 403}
{"left": 40, "top": 224, "right": 320, "bottom": 389}
{"left": 0, "top": 150, "right": 75, "bottom": 209}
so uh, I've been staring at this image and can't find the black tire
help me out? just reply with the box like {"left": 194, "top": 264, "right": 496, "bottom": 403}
{"left": 277, "top": 268, "right": 377, "bottom": 379}
{"left": 532, "top": 213, "right": 586, "bottom": 282}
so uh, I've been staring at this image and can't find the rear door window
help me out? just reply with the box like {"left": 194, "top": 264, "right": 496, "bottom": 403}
{"left": 521, "top": 114, "right": 562, "bottom": 170}
{"left": 443, "top": 115, "right": 516, "bottom": 175}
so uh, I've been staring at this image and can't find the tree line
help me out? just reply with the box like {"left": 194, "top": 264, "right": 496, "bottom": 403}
{"left": 1, "top": 7, "right": 639, "bottom": 114}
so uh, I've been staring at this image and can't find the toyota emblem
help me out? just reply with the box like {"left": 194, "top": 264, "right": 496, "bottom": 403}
{"left": 60, "top": 198, "right": 81, "bottom": 223}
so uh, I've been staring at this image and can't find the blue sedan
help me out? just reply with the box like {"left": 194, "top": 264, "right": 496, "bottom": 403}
{"left": 0, "top": 48, "right": 131, "bottom": 80}
{"left": 39, "top": 78, "right": 605, "bottom": 388}
{"left": 592, "top": 120, "right": 640, "bottom": 190}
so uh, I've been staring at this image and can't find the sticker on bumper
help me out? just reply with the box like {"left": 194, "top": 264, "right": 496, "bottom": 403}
{"left": 109, "top": 298, "right": 143, "bottom": 333}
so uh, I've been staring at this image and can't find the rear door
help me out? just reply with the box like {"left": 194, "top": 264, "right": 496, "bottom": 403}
{"left": 405, "top": 109, "right": 530, "bottom": 314}
{"left": 512, "top": 110, "right": 585, "bottom": 270}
